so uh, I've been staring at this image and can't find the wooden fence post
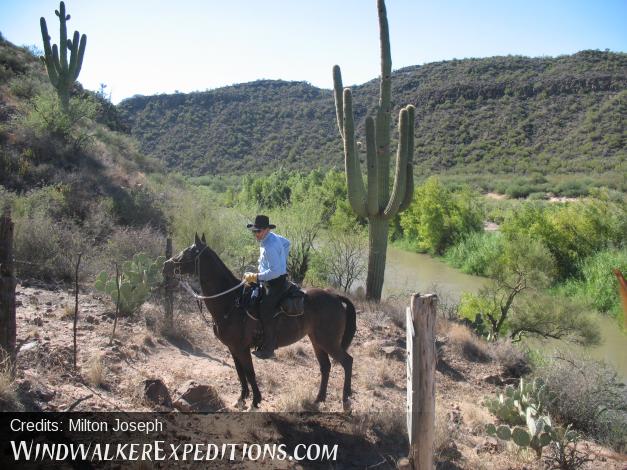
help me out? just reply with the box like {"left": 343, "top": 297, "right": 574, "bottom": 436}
{"left": 406, "top": 293, "right": 437, "bottom": 470}
{"left": 164, "top": 238, "right": 174, "bottom": 330}
{"left": 0, "top": 208, "right": 16, "bottom": 364}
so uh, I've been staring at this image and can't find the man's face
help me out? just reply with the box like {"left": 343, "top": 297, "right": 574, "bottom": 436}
{"left": 254, "top": 228, "right": 269, "bottom": 242}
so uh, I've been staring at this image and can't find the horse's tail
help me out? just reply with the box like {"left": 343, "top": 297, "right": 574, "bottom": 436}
{"left": 337, "top": 295, "right": 357, "bottom": 350}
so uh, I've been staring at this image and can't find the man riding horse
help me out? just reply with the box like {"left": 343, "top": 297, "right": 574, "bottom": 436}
{"left": 242, "top": 215, "right": 290, "bottom": 359}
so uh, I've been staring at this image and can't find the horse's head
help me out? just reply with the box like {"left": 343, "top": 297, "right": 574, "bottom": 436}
{"left": 163, "top": 232, "right": 207, "bottom": 278}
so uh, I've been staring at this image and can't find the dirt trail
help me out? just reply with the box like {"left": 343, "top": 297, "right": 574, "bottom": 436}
{"left": 6, "top": 283, "right": 624, "bottom": 468}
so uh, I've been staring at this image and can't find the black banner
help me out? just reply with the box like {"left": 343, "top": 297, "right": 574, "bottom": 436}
{"left": 0, "top": 412, "right": 407, "bottom": 469}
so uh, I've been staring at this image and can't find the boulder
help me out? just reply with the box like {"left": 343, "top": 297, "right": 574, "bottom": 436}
{"left": 172, "top": 380, "right": 224, "bottom": 412}
{"left": 140, "top": 379, "right": 172, "bottom": 408}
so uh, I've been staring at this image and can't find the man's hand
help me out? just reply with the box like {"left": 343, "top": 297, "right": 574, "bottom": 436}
{"left": 243, "top": 272, "right": 258, "bottom": 284}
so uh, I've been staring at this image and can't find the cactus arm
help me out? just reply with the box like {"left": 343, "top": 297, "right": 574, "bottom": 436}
{"left": 398, "top": 105, "right": 415, "bottom": 212}
{"left": 73, "top": 34, "right": 86, "bottom": 80}
{"left": 56, "top": 2, "right": 68, "bottom": 73}
{"left": 67, "top": 31, "right": 78, "bottom": 76}
{"left": 51, "top": 45, "right": 62, "bottom": 78}
{"left": 365, "top": 116, "right": 379, "bottom": 216}
{"left": 383, "top": 107, "right": 409, "bottom": 218}
{"left": 40, "top": 18, "right": 60, "bottom": 86}
{"left": 342, "top": 89, "right": 368, "bottom": 218}
{"left": 332, "top": 65, "right": 344, "bottom": 138}
{"left": 375, "top": 0, "right": 392, "bottom": 209}
{"left": 377, "top": 0, "right": 392, "bottom": 109}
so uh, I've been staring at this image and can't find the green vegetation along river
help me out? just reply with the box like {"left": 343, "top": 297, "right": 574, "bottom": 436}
{"left": 359, "top": 247, "right": 626, "bottom": 379}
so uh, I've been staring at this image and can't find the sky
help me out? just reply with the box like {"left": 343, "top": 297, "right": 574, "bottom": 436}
{"left": 1, "top": 0, "right": 626, "bottom": 104}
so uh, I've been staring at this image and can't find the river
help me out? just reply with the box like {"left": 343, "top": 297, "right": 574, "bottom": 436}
{"left": 354, "top": 246, "right": 626, "bottom": 379}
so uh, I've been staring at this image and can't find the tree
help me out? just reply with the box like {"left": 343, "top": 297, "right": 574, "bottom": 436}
{"left": 459, "top": 235, "right": 556, "bottom": 339}
{"left": 273, "top": 198, "right": 324, "bottom": 284}
{"left": 322, "top": 229, "right": 367, "bottom": 292}
{"left": 332, "top": 0, "right": 415, "bottom": 300}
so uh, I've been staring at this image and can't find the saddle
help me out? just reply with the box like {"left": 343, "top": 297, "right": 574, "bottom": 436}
{"left": 238, "top": 281, "right": 306, "bottom": 318}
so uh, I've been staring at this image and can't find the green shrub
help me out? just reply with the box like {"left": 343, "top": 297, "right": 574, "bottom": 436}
{"left": 111, "top": 185, "right": 167, "bottom": 230}
{"left": 400, "top": 177, "right": 484, "bottom": 254}
{"left": 16, "top": 90, "right": 100, "bottom": 151}
{"left": 536, "top": 354, "right": 627, "bottom": 452}
{"left": 444, "top": 231, "right": 504, "bottom": 276}
{"left": 102, "top": 226, "right": 166, "bottom": 265}
{"left": 501, "top": 196, "right": 627, "bottom": 279}
{"left": 558, "top": 248, "right": 627, "bottom": 317}
{"left": 13, "top": 211, "right": 86, "bottom": 281}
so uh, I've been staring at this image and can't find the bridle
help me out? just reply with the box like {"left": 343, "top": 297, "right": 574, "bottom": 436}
{"left": 168, "top": 244, "right": 247, "bottom": 321}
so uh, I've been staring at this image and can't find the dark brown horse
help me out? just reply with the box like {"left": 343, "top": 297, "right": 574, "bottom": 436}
{"left": 163, "top": 233, "right": 356, "bottom": 410}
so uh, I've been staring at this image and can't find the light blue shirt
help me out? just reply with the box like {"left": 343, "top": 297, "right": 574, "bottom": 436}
{"left": 257, "top": 232, "right": 290, "bottom": 281}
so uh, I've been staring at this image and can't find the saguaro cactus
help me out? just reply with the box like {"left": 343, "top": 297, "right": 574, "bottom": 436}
{"left": 40, "top": 1, "right": 86, "bottom": 111}
{"left": 333, "top": 0, "right": 414, "bottom": 301}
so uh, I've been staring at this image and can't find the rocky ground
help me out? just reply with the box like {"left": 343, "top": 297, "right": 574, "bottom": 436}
{"left": 2, "top": 282, "right": 625, "bottom": 469}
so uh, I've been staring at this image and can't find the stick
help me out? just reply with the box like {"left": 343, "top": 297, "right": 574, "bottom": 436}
{"left": 109, "top": 263, "right": 121, "bottom": 345}
{"left": 65, "top": 393, "right": 93, "bottom": 412}
{"left": 72, "top": 253, "right": 82, "bottom": 369}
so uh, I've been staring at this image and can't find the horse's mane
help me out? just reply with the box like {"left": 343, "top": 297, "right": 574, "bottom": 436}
{"left": 205, "top": 246, "right": 239, "bottom": 284}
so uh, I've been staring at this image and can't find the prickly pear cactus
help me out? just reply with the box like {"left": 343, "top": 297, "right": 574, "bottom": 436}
{"left": 95, "top": 253, "right": 165, "bottom": 315}
{"left": 484, "top": 378, "right": 556, "bottom": 426}
{"left": 485, "top": 377, "right": 561, "bottom": 458}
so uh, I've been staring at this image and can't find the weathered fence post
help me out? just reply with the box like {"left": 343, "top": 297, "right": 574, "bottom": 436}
{"left": 164, "top": 238, "right": 174, "bottom": 331}
{"left": 406, "top": 293, "right": 437, "bottom": 469}
{"left": 72, "top": 253, "right": 82, "bottom": 370}
{"left": 0, "top": 208, "right": 16, "bottom": 364}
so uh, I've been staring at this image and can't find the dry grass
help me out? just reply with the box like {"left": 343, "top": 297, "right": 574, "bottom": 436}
{"left": 356, "top": 296, "right": 406, "bottom": 329}
{"left": 349, "top": 409, "right": 407, "bottom": 444}
{"left": 459, "top": 400, "right": 492, "bottom": 433}
{"left": 447, "top": 322, "right": 491, "bottom": 363}
{"left": 489, "top": 339, "right": 530, "bottom": 378}
{"left": 276, "top": 382, "right": 317, "bottom": 412}
{"left": 362, "top": 340, "right": 382, "bottom": 358}
{"left": 434, "top": 405, "right": 452, "bottom": 456}
{"left": 277, "top": 344, "right": 308, "bottom": 362}
{"left": 374, "top": 358, "right": 397, "bottom": 388}
{"left": 61, "top": 304, "right": 74, "bottom": 320}
{"left": 0, "top": 353, "right": 17, "bottom": 409}
{"left": 85, "top": 354, "right": 105, "bottom": 387}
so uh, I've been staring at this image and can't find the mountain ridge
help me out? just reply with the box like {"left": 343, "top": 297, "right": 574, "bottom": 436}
{"left": 118, "top": 50, "right": 626, "bottom": 176}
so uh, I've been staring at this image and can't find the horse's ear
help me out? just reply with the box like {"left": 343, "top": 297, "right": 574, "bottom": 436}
{"left": 194, "top": 232, "right": 201, "bottom": 245}
{"left": 201, "top": 233, "right": 206, "bottom": 244}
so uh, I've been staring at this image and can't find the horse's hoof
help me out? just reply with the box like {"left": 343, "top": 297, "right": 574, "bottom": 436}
{"left": 246, "top": 404, "right": 259, "bottom": 412}
{"left": 234, "top": 399, "right": 246, "bottom": 410}
{"left": 342, "top": 398, "right": 352, "bottom": 412}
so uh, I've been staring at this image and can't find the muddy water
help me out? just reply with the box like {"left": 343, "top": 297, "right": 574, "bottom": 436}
{"left": 352, "top": 246, "right": 488, "bottom": 302}
{"left": 354, "top": 246, "right": 626, "bottom": 379}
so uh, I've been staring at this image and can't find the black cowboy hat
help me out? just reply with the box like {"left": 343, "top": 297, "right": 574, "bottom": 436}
{"left": 246, "top": 215, "right": 276, "bottom": 231}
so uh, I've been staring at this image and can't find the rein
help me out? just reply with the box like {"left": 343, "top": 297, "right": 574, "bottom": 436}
{"left": 180, "top": 280, "right": 246, "bottom": 300}
{"left": 169, "top": 244, "right": 254, "bottom": 324}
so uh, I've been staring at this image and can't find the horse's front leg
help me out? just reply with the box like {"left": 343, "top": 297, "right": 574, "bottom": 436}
{"left": 231, "top": 352, "right": 249, "bottom": 409}
{"left": 236, "top": 349, "right": 262, "bottom": 408}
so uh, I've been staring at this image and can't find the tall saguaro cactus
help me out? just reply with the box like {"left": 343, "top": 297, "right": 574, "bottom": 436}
{"left": 333, "top": 0, "right": 415, "bottom": 301}
{"left": 40, "top": 1, "right": 86, "bottom": 112}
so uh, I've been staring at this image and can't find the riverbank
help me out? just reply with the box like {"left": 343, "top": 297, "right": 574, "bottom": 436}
{"left": 385, "top": 243, "right": 627, "bottom": 380}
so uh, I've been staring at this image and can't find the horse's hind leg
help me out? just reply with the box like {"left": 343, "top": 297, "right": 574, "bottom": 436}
{"left": 328, "top": 347, "right": 353, "bottom": 407}
{"left": 311, "top": 342, "right": 331, "bottom": 403}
